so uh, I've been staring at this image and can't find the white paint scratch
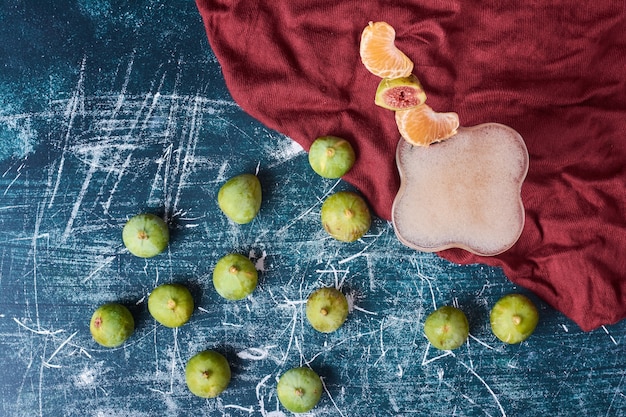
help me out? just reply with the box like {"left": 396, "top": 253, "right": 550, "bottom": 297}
{"left": 14, "top": 317, "right": 63, "bottom": 337}
{"left": 48, "top": 55, "right": 86, "bottom": 208}
{"left": 3, "top": 162, "right": 24, "bottom": 196}
{"left": 469, "top": 334, "right": 496, "bottom": 350}
{"left": 459, "top": 359, "right": 507, "bottom": 417}
{"left": 102, "top": 152, "right": 133, "bottom": 214}
{"left": 321, "top": 376, "right": 347, "bottom": 417}
{"left": 351, "top": 305, "right": 378, "bottom": 316}
{"left": 222, "top": 322, "right": 244, "bottom": 328}
{"left": 112, "top": 51, "right": 135, "bottom": 116}
{"left": 62, "top": 151, "right": 100, "bottom": 241}
{"left": 172, "top": 94, "right": 202, "bottom": 213}
{"left": 81, "top": 256, "right": 116, "bottom": 283}
{"left": 255, "top": 374, "right": 277, "bottom": 417}
{"left": 602, "top": 325, "right": 618, "bottom": 345}
{"left": 253, "top": 250, "right": 267, "bottom": 272}
{"left": 421, "top": 344, "right": 453, "bottom": 366}
{"left": 224, "top": 404, "right": 255, "bottom": 413}
{"left": 43, "top": 331, "right": 78, "bottom": 369}
{"left": 373, "top": 319, "right": 388, "bottom": 366}
{"left": 28, "top": 201, "right": 50, "bottom": 331}
{"left": 237, "top": 346, "right": 275, "bottom": 361}
{"left": 417, "top": 271, "right": 438, "bottom": 311}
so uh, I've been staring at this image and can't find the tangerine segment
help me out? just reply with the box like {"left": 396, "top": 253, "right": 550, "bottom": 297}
{"left": 395, "top": 104, "right": 460, "bottom": 147}
{"left": 360, "top": 21, "right": 414, "bottom": 79}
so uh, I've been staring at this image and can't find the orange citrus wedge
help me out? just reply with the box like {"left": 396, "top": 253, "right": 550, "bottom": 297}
{"left": 360, "top": 21, "right": 414, "bottom": 79}
{"left": 395, "top": 104, "right": 460, "bottom": 146}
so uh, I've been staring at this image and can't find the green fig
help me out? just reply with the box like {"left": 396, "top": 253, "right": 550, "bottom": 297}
{"left": 122, "top": 213, "right": 169, "bottom": 258}
{"left": 321, "top": 191, "right": 371, "bottom": 242}
{"left": 490, "top": 294, "right": 539, "bottom": 344}
{"left": 277, "top": 367, "right": 323, "bottom": 413}
{"left": 185, "top": 350, "right": 231, "bottom": 398}
{"left": 90, "top": 303, "right": 135, "bottom": 348}
{"left": 212, "top": 253, "right": 258, "bottom": 300}
{"left": 217, "top": 173, "right": 262, "bottom": 224}
{"left": 148, "top": 283, "right": 194, "bottom": 328}
{"left": 308, "top": 136, "right": 356, "bottom": 179}
{"left": 423, "top": 305, "right": 469, "bottom": 350}
{"left": 306, "top": 287, "right": 349, "bottom": 333}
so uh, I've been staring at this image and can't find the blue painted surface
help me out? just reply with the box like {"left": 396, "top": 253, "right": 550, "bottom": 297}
{"left": 0, "top": 2, "right": 624, "bottom": 416}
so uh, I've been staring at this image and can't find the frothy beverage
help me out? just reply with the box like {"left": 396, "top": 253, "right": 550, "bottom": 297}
{"left": 392, "top": 123, "right": 529, "bottom": 256}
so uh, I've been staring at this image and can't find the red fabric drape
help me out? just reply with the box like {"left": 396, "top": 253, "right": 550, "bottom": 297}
{"left": 196, "top": 0, "right": 626, "bottom": 331}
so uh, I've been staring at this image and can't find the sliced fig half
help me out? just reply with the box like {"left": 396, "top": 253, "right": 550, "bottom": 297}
{"left": 374, "top": 74, "right": 427, "bottom": 110}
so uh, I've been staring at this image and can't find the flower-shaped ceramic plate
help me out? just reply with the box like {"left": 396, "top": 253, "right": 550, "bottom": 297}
{"left": 391, "top": 123, "right": 529, "bottom": 256}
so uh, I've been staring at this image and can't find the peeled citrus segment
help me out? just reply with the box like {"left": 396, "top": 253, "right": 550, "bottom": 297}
{"left": 359, "top": 21, "right": 414, "bottom": 79}
{"left": 374, "top": 75, "right": 427, "bottom": 110}
{"left": 395, "top": 104, "right": 460, "bottom": 147}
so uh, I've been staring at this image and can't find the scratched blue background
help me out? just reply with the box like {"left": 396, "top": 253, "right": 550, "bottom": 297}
{"left": 0, "top": 1, "right": 624, "bottom": 416}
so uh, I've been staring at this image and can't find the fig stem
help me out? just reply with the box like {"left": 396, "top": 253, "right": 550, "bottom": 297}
{"left": 137, "top": 230, "right": 149, "bottom": 240}
{"left": 512, "top": 314, "right": 522, "bottom": 326}
{"left": 229, "top": 265, "right": 239, "bottom": 274}
{"left": 344, "top": 208, "right": 354, "bottom": 219}
{"left": 320, "top": 308, "right": 328, "bottom": 316}
{"left": 167, "top": 299, "right": 177, "bottom": 310}
{"left": 295, "top": 388, "right": 304, "bottom": 397}
{"left": 326, "top": 148, "right": 335, "bottom": 157}
{"left": 202, "top": 370, "right": 212, "bottom": 379}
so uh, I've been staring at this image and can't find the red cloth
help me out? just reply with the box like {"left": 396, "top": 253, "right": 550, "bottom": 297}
{"left": 196, "top": 1, "right": 626, "bottom": 331}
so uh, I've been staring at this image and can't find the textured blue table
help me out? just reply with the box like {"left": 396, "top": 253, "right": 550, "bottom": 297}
{"left": 1, "top": 2, "right": 625, "bottom": 416}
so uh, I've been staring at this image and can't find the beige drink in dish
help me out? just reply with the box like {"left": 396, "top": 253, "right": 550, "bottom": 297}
{"left": 392, "top": 123, "right": 528, "bottom": 256}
